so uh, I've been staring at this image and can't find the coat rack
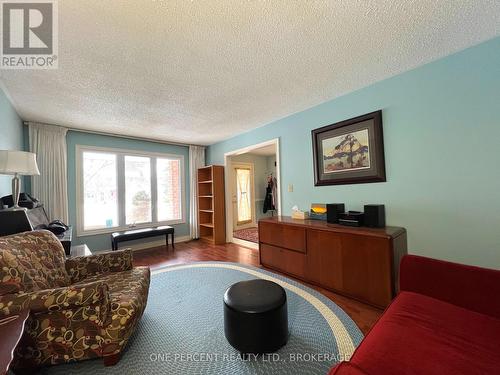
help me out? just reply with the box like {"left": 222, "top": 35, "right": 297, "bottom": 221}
{"left": 264, "top": 173, "right": 277, "bottom": 216}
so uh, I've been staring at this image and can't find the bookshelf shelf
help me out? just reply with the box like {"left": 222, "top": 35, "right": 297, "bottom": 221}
{"left": 197, "top": 165, "right": 225, "bottom": 244}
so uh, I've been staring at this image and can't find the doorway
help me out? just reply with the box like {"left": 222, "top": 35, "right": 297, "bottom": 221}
{"left": 232, "top": 163, "right": 255, "bottom": 230}
{"left": 224, "top": 139, "right": 280, "bottom": 249}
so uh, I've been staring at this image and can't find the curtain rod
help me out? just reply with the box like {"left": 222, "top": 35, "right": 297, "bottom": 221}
{"left": 22, "top": 121, "right": 206, "bottom": 148}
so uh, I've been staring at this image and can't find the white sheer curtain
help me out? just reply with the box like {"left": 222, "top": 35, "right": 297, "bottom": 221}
{"left": 236, "top": 168, "right": 251, "bottom": 224}
{"left": 29, "top": 122, "right": 69, "bottom": 222}
{"left": 189, "top": 145, "right": 205, "bottom": 239}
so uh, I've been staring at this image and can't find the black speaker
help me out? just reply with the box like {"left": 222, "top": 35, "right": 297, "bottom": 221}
{"left": 364, "top": 205, "right": 385, "bottom": 228}
{"left": 326, "top": 203, "right": 345, "bottom": 224}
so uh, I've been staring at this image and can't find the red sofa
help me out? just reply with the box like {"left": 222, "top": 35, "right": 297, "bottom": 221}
{"left": 329, "top": 255, "right": 500, "bottom": 375}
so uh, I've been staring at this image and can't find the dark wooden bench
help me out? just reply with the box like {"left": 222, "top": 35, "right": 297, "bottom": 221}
{"left": 111, "top": 226, "right": 174, "bottom": 251}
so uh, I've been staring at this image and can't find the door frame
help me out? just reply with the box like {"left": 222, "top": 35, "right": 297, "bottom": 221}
{"left": 231, "top": 162, "right": 256, "bottom": 230}
{"left": 224, "top": 138, "right": 281, "bottom": 244}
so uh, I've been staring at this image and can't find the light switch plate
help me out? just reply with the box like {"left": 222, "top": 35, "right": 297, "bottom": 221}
{"left": 288, "top": 184, "right": 293, "bottom": 192}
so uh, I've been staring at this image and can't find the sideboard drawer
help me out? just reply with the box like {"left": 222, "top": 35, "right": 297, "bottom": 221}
{"left": 259, "top": 222, "right": 306, "bottom": 253}
{"left": 260, "top": 244, "right": 306, "bottom": 278}
{"left": 258, "top": 217, "right": 407, "bottom": 308}
{"left": 306, "top": 229, "right": 343, "bottom": 291}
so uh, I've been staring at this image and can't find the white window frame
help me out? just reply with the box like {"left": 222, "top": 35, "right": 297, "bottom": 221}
{"left": 76, "top": 145, "right": 186, "bottom": 237}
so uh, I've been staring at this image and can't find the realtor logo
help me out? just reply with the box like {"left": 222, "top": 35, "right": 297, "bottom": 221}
{"left": 1, "top": 0, "right": 58, "bottom": 69}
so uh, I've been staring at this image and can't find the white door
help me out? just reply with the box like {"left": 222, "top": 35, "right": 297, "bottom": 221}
{"left": 232, "top": 163, "right": 255, "bottom": 230}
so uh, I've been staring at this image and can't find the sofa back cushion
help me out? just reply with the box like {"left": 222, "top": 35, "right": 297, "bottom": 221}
{"left": 0, "top": 230, "right": 70, "bottom": 293}
{"left": 400, "top": 254, "right": 500, "bottom": 319}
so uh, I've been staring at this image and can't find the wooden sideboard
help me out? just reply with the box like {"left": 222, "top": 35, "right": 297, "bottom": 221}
{"left": 258, "top": 216, "right": 407, "bottom": 308}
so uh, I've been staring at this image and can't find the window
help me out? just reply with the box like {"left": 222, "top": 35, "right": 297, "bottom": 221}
{"left": 157, "top": 158, "right": 181, "bottom": 222}
{"left": 82, "top": 152, "right": 118, "bottom": 230}
{"left": 125, "top": 156, "right": 152, "bottom": 225}
{"left": 77, "top": 146, "right": 184, "bottom": 235}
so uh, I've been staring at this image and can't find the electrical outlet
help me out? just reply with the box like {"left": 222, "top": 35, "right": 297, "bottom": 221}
{"left": 288, "top": 184, "right": 293, "bottom": 192}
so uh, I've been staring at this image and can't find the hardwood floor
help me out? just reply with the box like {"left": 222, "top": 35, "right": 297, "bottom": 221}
{"left": 133, "top": 240, "right": 382, "bottom": 335}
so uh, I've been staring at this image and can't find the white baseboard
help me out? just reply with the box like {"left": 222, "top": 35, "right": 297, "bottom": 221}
{"left": 231, "top": 237, "right": 259, "bottom": 250}
{"left": 93, "top": 235, "right": 191, "bottom": 253}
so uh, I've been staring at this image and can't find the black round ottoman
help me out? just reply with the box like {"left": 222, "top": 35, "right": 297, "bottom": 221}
{"left": 223, "top": 279, "right": 288, "bottom": 354}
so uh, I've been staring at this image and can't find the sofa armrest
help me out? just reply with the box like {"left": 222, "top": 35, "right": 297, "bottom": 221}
{"left": 65, "top": 249, "right": 133, "bottom": 283}
{"left": 0, "top": 281, "right": 109, "bottom": 323}
{"left": 400, "top": 255, "right": 500, "bottom": 319}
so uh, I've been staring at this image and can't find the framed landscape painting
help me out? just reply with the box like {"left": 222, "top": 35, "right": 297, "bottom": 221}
{"left": 312, "top": 110, "right": 386, "bottom": 186}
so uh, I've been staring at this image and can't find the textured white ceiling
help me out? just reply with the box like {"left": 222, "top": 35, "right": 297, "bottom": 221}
{"left": 1, "top": 1, "right": 499, "bottom": 145}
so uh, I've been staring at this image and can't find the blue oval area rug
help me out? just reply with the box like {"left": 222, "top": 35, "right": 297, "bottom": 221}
{"left": 43, "top": 262, "right": 363, "bottom": 375}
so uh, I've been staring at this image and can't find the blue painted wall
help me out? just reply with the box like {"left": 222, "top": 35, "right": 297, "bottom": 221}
{"left": 66, "top": 131, "right": 190, "bottom": 250}
{"left": 207, "top": 37, "right": 500, "bottom": 268}
{"left": 0, "top": 88, "right": 24, "bottom": 197}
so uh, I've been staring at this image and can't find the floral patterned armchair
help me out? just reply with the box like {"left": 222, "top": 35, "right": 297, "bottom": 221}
{"left": 0, "top": 230, "right": 150, "bottom": 371}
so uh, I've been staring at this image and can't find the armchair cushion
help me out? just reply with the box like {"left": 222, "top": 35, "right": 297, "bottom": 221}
{"left": 0, "top": 281, "right": 109, "bottom": 321}
{"left": 65, "top": 249, "right": 133, "bottom": 283}
{"left": 30, "top": 281, "right": 109, "bottom": 317}
{"left": 9, "top": 282, "right": 111, "bottom": 366}
{"left": 75, "top": 266, "right": 151, "bottom": 356}
{"left": 1, "top": 281, "right": 111, "bottom": 366}
{"left": 0, "top": 231, "right": 70, "bottom": 293}
{"left": 0, "top": 283, "right": 20, "bottom": 296}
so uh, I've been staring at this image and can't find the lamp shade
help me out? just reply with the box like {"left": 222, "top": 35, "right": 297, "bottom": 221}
{"left": 0, "top": 150, "right": 40, "bottom": 176}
